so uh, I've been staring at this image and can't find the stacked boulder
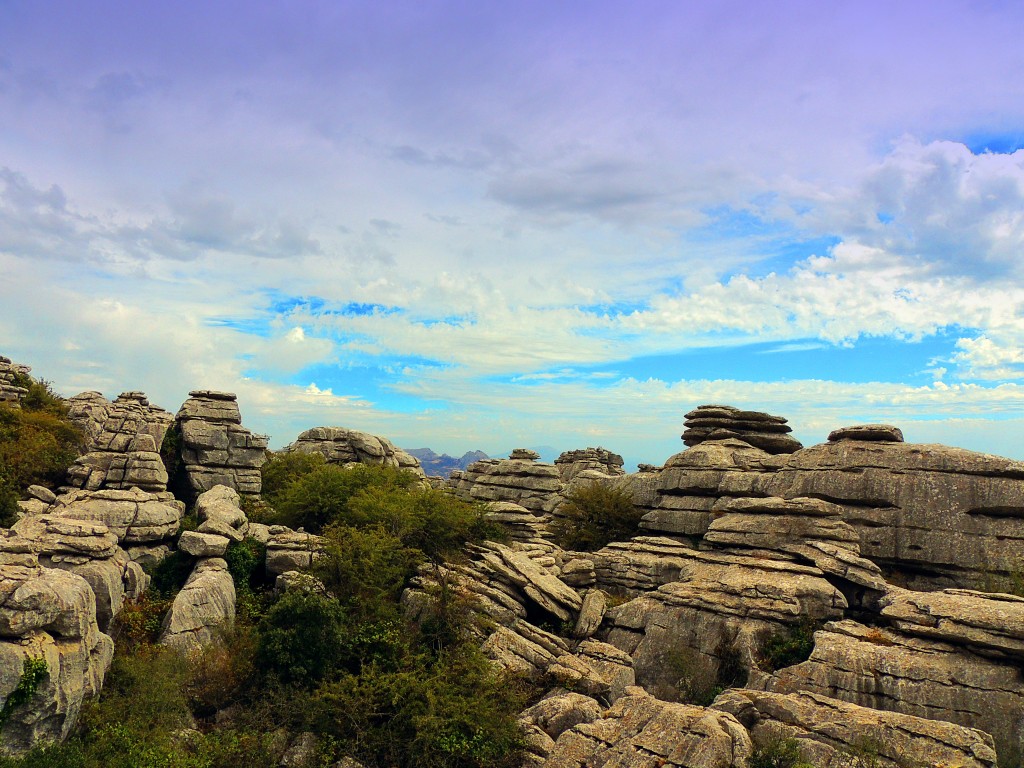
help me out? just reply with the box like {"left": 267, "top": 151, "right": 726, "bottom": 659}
{"left": 682, "top": 405, "right": 802, "bottom": 454}
{"left": 0, "top": 558, "right": 114, "bottom": 753}
{"left": 158, "top": 486, "right": 244, "bottom": 656}
{"left": 0, "top": 356, "right": 30, "bottom": 406}
{"left": 286, "top": 426, "right": 424, "bottom": 477}
{"left": 554, "top": 447, "right": 625, "bottom": 483}
{"left": 448, "top": 450, "right": 562, "bottom": 517}
{"left": 176, "top": 391, "right": 268, "bottom": 496}
{"left": 65, "top": 391, "right": 173, "bottom": 493}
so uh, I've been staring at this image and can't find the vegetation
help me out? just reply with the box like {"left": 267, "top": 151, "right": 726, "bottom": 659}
{"left": 0, "top": 458, "right": 529, "bottom": 768}
{"left": 750, "top": 727, "right": 814, "bottom": 768}
{"left": 550, "top": 482, "right": 643, "bottom": 551}
{"left": 0, "top": 658, "right": 48, "bottom": 731}
{"left": 759, "top": 620, "right": 819, "bottom": 672}
{"left": 0, "top": 376, "right": 82, "bottom": 526}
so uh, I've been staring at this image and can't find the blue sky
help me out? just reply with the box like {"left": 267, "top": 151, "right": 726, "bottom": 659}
{"left": 2, "top": 0, "right": 1024, "bottom": 468}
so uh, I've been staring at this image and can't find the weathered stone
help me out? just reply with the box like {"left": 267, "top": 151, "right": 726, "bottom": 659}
{"left": 828, "top": 423, "right": 905, "bottom": 443}
{"left": 554, "top": 447, "right": 625, "bottom": 482}
{"left": 539, "top": 686, "right": 751, "bottom": 768}
{"left": 178, "top": 531, "right": 230, "bottom": 558}
{"left": 159, "top": 558, "right": 235, "bottom": 655}
{"left": 767, "top": 619, "right": 1024, "bottom": 763}
{"left": 448, "top": 456, "right": 562, "bottom": 516}
{"left": 714, "top": 688, "right": 997, "bottom": 768}
{"left": 682, "top": 405, "right": 802, "bottom": 454}
{"left": 265, "top": 530, "right": 325, "bottom": 575}
{"left": 286, "top": 426, "right": 423, "bottom": 477}
{"left": 48, "top": 488, "right": 183, "bottom": 545}
{"left": 573, "top": 589, "right": 607, "bottom": 638}
{"left": 176, "top": 392, "right": 268, "bottom": 495}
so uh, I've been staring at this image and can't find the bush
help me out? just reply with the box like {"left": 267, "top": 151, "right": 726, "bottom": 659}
{"left": 111, "top": 593, "right": 175, "bottom": 648}
{"left": 310, "top": 646, "right": 527, "bottom": 768}
{"left": 750, "top": 727, "right": 814, "bottom": 768}
{"left": 256, "top": 590, "right": 350, "bottom": 687}
{"left": 148, "top": 550, "right": 195, "bottom": 598}
{"left": 275, "top": 463, "right": 418, "bottom": 532}
{"left": 760, "top": 620, "right": 819, "bottom": 671}
{"left": 259, "top": 450, "right": 327, "bottom": 508}
{"left": 551, "top": 482, "right": 642, "bottom": 551}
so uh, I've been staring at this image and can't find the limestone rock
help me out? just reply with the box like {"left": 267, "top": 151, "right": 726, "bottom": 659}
{"left": 286, "top": 426, "right": 423, "bottom": 477}
{"left": 572, "top": 589, "right": 607, "bottom": 638}
{"left": 177, "top": 531, "right": 230, "bottom": 558}
{"left": 47, "top": 488, "right": 183, "bottom": 545}
{"left": 448, "top": 456, "right": 562, "bottom": 516}
{"left": 828, "top": 423, "right": 904, "bottom": 443}
{"left": 539, "top": 686, "right": 751, "bottom": 768}
{"left": 767, "top": 619, "right": 1024, "bottom": 763}
{"left": 0, "top": 356, "right": 31, "bottom": 407}
{"left": 195, "top": 485, "right": 248, "bottom": 542}
{"left": 65, "top": 391, "right": 173, "bottom": 493}
{"left": 714, "top": 688, "right": 997, "bottom": 768}
{"left": 554, "top": 447, "right": 625, "bottom": 482}
{"left": 176, "top": 391, "right": 268, "bottom": 495}
{"left": 265, "top": 529, "right": 325, "bottom": 576}
{"left": 0, "top": 562, "right": 114, "bottom": 752}
{"left": 482, "top": 501, "right": 552, "bottom": 542}
{"left": 159, "top": 558, "right": 235, "bottom": 655}
{"left": 682, "top": 404, "right": 802, "bottom": 454}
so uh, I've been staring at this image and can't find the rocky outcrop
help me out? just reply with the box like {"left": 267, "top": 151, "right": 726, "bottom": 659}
{"left": 287, "top": 427, "right": 423, "bottom": 477}
{"left": 176, "top": 391, "right": 268, "bottom": 496}
{"left": 158, "top": 557, "right": 235, "bottom": 656}
{"left": 0, "top": 561, "right": 113, "bottom": 753}
{"left": 554, "top": 447, "right": 625, "bottom": 482}
{"left": 481, "top": 501, "right": 553, "bottom": 542}
{"left": 65, "top": 391, "right": 173, "bottom": 493}
{"left": 449, "top": 454, "right": 562, "bottom": 516}
{"left": 265, "top": 528, "right": 325, "bottom": 576}
{"left": 766, "top": 619, "right": 1024, "bottom": 762}
{"left": 714, "top": 688, "right": 997, "bottom": 768}
{"left": 0, "top": 356, "right": 30, "bottom": 407}
{"left": 682, "top": 404, "right": 802, "bottom": 454}
{"left": 828, "top": 423, "right": 904, "bottom": 443}
{"left": 45, "top": 488, "right": 183, "bottom": 548}
{"left": 530, "top": 686, "right": 752, "bottom": 768}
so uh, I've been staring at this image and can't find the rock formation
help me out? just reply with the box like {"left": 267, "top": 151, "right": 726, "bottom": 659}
{"left": 682, "top": 404, "right": 802, "bottom": 454}
{"left": 0, "top": 357, "right": 30, "bottom": 407}
{"left": 0, "top": 559, "right": 113, "bottom": 753}
{"left": 65, "top": 391, "right": 173, "bottom": 493}
{"left": 554, "top": 447, "right": 625, "bottom": 482}
{"left": 176, "top": 391, "right": 268, "bottom": 496}
{"left": 287, "top": 426, "right": 424, "bottom": 477}
{"left": 448, "top": 451, "right": 562, "bottom": 516}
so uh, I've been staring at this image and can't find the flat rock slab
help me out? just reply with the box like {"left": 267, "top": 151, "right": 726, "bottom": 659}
{"left": 828, "top": 423, "right": 905, "bottom": 442}
{"left": 177, "top": 530, "right": 230, "bottom": 558}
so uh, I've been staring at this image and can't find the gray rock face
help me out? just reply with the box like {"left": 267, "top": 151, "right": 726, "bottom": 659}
{"left": 65, "top": 391, "right": 174, "bottom": 493}
{"left": 537, "top": 686, "right": 752, "bottom": 768}
{"left": 828, "top": 423, "right": 905, "bottom": 443}
{"left": 176, "top": 391, "right": 268, "bottom": 495}
{"left": 46, "top": 488, "right": 184, "bottom": 546}
{"left": 0, "top": 356, "right": 31, "bottom": 407}
{"left": 714, "top": 688, "right": 997, "bottom": 768}
{"left": 554, "top": 447, "right": 625, "bottom": 482}
{"left": 683, "top": 404, "right": 803, "bottom": 454}
{"left": 448, "top": 456, "right": 562, "bottom": 516}
{"left": 767, "top": 619, "right": 1024, "bottom": 763}
{"left": 265, "top": 529, "right": 325, "bottom": 576}
{"left": 287, "top": 426, "right": 423, "bottom": 477}
{"left": 159, "top": 558, "right": 235, "bottom": 656}
{"left": 177, "top": 531, "right": 229, "bottom": 558}
{"left": 0, "top": 562, "right": 114, "bottom": 753}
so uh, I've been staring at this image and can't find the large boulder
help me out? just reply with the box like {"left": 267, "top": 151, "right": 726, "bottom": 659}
{"left": 158, "top": 558, "right": 235, "bottom": 656}
{"left": 0, "top": 562, "right": 114, "bottom": 753}
{"left": 682, "top": 404, "right": 802, "bottom": 454}
{"left": 286, "top": 426, "right": 423, "bottom": 477}
{"left": 449, "top": 454, "right": 562, "bottom": 516}
{"left": 176, "top": 391, "right": 268, "bottom": 496}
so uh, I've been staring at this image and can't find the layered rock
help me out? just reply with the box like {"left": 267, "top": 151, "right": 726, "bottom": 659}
{"left": 158, "top": 557, "right": 235, "bottom": 656}
{"left": 176, "top": 391, "right": 268, "bottom": 495}
{"left": 0, "top": 356, "right": 30, "bottom": 407}
{"left": 287, "top": 427, "right": 423, "bottom": 477}
{"left": 682, "top": 404, "right": 802, "bottom": 454}
{"left": 448, "top": 453, "right": 562, "bottom": 516}
{"left": 766, "top": 619, "right": 1024, "bottom": 762}
{"left": 65, "top": 391, "right": 173, "bottom": 493}
{"left": 530, "top": 686, "right": 752, "bottom": 768}
{"left": 481, "top": 501, "right": 553, "bottom": 542}
{"left": 714, "top": 688, "right": 997, "bottom": 768}
{"left": 45, "top": 488, "right": 183, "bottom": 548}
{"left": 265, "top": 528, "right": 325, "bottom": 576}
{"left": 554, "top": 447, "right": 625, "bottom": 482}
{"left": 0, "top": 561, "right": 113, "bottom": 753}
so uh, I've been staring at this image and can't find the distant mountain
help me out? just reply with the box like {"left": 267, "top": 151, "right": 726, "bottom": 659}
{"left": 406, "top": 447, "right": 489, "bottom": 478}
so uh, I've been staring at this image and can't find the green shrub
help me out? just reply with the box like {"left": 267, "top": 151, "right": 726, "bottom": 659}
{"left": 316, "top": 524, "right": 419, "bottom": 622}
{"left": 256, "top": 590, "right": 350, "bottom": 687}
{"left": 148, "top": 550, "right": 195, "bottom": 598}
{"left": 0, "top": 657, "right": 48, "bottom": 731}
{"left": 110, "top": 593, "right": 175, "bottom": 647}
{"left": 275, "top": 463, "right": 418, "bottom": 532}
{"left": 551, "top": 482, "right": 642, "bottom": 551}
{"left": 750, "top": 727, "right": 814, "bottom": 768}
{"left": 760, "top": 620, "right": 819, "bottom": 671}
{"left": 310, "top": 646, "right": 526, "bottom": 768}
{"left": 259, "top": 450, "right": 327, "bottom": 508}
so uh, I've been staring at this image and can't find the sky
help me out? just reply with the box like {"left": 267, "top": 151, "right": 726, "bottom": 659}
{"left": 2, "top": 0, "right": 1024, "bottom": 469}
